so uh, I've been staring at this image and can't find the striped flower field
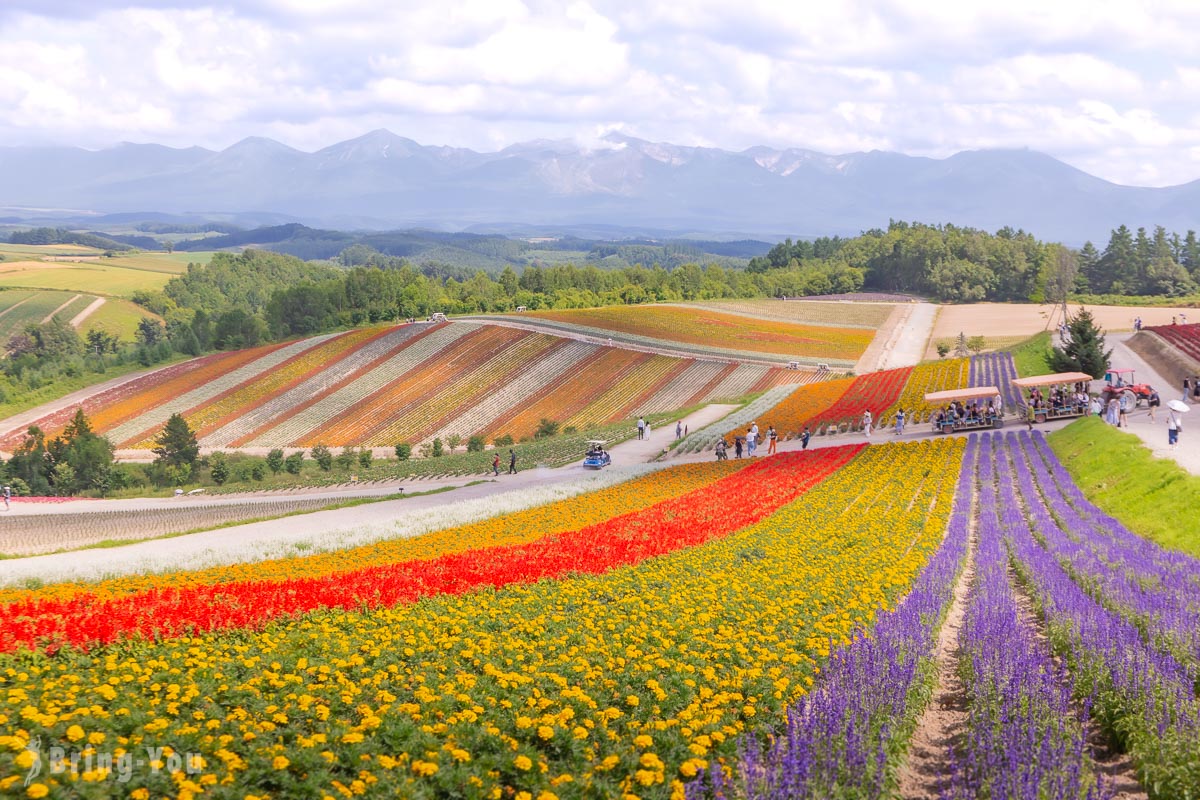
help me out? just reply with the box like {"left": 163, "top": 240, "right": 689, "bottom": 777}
{"left": 0, "top": 428, "right": 1192, "bottom": 799}
{"left": 0, "top": 321, "right": 813, "bottom": 451}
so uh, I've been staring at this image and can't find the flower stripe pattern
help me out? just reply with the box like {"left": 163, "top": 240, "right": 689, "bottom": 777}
{"left": 0, "top": 447, "right": 859, "bottom": 652}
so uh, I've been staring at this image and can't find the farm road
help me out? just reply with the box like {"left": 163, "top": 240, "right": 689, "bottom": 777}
{"left": 0, "top": 404, "right": 737, "bottom": 578}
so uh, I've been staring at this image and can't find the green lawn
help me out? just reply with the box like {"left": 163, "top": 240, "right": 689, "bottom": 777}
{"left": 1011, "top": 330, "right": 1052, "bottom": 377}
{"left": 77, "top": 297, "right": 155, "bottom": 341}
{"left": 1047, "top": 416, "right": 1200, "bottom": 557}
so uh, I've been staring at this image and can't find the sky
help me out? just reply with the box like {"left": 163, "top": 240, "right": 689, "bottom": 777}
{"left": 2, "top": 1, "right": 1199, "bottom": 187}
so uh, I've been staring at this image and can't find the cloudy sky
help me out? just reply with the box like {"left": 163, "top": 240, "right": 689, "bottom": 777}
{"left": 2, "top": 0, "right": 1199, "bottom": 186}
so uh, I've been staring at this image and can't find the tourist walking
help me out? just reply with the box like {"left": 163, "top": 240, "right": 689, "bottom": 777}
{"left": 508, "top": 449, "right": 517, "bottom": 474}
{"left": 676, "top": 420, "right": 683, "bottom": 440}
{"left": 800, "top": 427, "right": 811, "bottom": 450}
{"left": 734, "top": 436, "right": 744, "bottom": 459}
{"left": 862, "top": 410, "right": 873, "bottom": 438}
{"left": 492, "top": 453, "right": 500, "bottom": 476}
{"left": 1148, "top": 389, "right": 1160, "bottom": 422}
{"left": 767, "top": 425, "right": 777, "bottom": 454}
{"left": 746, "top": 427, "right": 757, "bottom": 456}
{"left": 1184, "top": 378, "right": 1191, "bottom": 404}
{"left": 2, "top": 485, "right": 9, "bottom": 511}
{"left": 1118, "top": 393, "right": 1130, "bottom": 428}
{"left": 1134, "top": 316, "right": 1142, "bottom": 331}
{"left": 715, "top": 439, "right": 728, "bottom": 461}
{"left": 1167, "top": 407, "right": 1183, "bottom": 450}
{"left": 894, "top": 408, "right": 905, "bottom": 436}
{"left": 636, "top": 416, "right": 645, "bottom": 440}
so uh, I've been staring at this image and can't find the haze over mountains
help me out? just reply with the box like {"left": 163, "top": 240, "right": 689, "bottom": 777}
{"left": 2, "top": 130, "right": 1198, "bottom": 243}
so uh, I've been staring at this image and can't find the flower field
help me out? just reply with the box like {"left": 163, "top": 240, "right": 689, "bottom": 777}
{"left": 4, "top": 420, "right": 1196, "bottom": 798}
{"left": 0, "top": 439, "right": 975, "bottom": 799}
{"left": 968, "top": 351, "right": 1021, "bottom": 409}
{"left": 1146, "top": 321, "right": 1200, "bottom": 362}
{"left": 521, "top": 305, "right": 874, "bottom": 363}
{"left": 877, "top": 357, "right": 969, "bottom": 426}
{"left": 3, "top": 321, "right": 811, "bottom": 451}
{"left": 802, "top": 366, "right": 912, "bottom": 434}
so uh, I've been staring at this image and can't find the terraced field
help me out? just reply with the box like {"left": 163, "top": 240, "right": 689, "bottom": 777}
{"left": 1, "top": 320, "right": 816, "bottom": 450}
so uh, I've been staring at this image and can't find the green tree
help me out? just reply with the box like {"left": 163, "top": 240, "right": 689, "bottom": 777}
{"left": 431, "top": 438, "right": 444, "bottom": 458}
{"left": 47, "top": 408, "right": 115, "bottom": 495}
{"left": 335, "top": 447, "right": 355, "bottom": 470}
{"left": 1047, "top": 308, "right": 1112, "bottom": 379}
{"left": 446, "top": 433, "right": 462, "bottom": 453}
{"left": 136, "top": 317, "right": 166, "bottom": 346}
{"left": 358, "top": 448, "right": 373, "bottom": 469}
{"left": 153, "top": 413, "right": 200, "bottom": 468}
{"left": 967, "top": 336, "right": 987, "bottom": 355}
{"left": 311, "top": 444, "right": 333, "bottom": 471}
{"left": 208, "top": 452, "right": 229, "bottom": 485}
{"left": 534, "top": 418, "right": 560, "bottom": 439}
{"left": 394, "top": 443, "right": 412, "bottom": 461}
{"left": 936, "top": 342, "right": 951, "bottom": 358}
{"left": 284, "top": 452, "right": 304, "bottom": 474}
{"left": 466, "top": 435, "right": 485, "bottom": 452}
{"left": 266, "top": 448, "right": 285, "bottom": 474}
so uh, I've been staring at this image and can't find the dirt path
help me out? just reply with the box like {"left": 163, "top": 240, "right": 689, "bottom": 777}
{"left": 69, "top": 295, "right": 106, "bottom": 327}
{"left": 896, "top": 493, "right": 977, "bottom": 799}
{"left": 41, "top": 293, "right": 82, "bottom": 324}
{"left": 1006, "top": 563, "right": 1148, "bottom": 799}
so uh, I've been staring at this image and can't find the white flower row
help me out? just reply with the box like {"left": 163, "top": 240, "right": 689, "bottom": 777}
{"left": 674, "top": 384, "right": 797, "bottom": 454}
{"left": 246, "top": 323, "right": 478, "bottom": 447}
{"left": 639, "top": 360, "right": 729, "bottom": 413}
{"left": 0, "top": 463, "right": 670, "bottom": 587}
{"left": 202, "top": 325, "right": 433, "bottom": 448}
{"left": 707, "top": 363, "right": 771, "bottom": 399}
{"left": 425, "top": 340, "right": 597, "bottom": 444}
{"left": 106, "top": 333, "right": 341, "bottom": 446}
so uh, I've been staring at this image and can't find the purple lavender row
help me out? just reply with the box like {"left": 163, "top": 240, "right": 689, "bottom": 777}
{"left": 691, "top": 438, "right": 977, "bottom": 800}
{"left": 988, "top": 432, "right": 1200, "bottom": 799}
{"left": 1027, "top": 432, "right": 1200, "bottom": 595}
{"left": 946, "top": 434, "right": 1105, "bottom": 799}
{"left": 968, "top": 351, "right": 1021, "bottom": 410}
{"left": 1010, "top": 433, "right": 1200, "bottom": 672}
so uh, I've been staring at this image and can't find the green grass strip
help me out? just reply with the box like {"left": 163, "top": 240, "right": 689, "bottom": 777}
{"left": 1047, "top": 416, "right": 1200, "bottom": 557}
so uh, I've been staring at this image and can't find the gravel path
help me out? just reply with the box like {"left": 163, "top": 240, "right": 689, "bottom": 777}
{"left": 69, "top": 295, "right": 106, "bottom": 327}
{"left": 878, "top": 302, "right": 937, "bottom": 369}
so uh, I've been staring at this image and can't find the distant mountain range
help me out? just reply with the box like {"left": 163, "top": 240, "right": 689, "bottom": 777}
{"left": 2, "top": 130, "right": 1198, "bottom": 242}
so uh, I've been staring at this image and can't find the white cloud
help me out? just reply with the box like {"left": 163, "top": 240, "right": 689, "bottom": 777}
{"left": 0, "top": 1, "right": 1198, "bottom": 186}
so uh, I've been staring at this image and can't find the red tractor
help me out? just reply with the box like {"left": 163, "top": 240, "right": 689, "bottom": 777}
{"left": 1100, "top": 369, "right": 1155, "bottom": 408}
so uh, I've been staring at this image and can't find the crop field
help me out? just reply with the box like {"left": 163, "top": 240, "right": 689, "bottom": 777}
{"left": 0, "top": 242, "right": 102, "bottom": 258}
{"left": 682, "top": 299, "right": 896, "bottom": 329}
{"left": 0, "top": 288, "right": 101, "bottom": 341}
{"left": 0, "top": 261, "right": 172, "bottom": 295}
{"left": 514, "top": 304, "right": 874, "bottom": 364}
{"left": 0, "top": 321, "right": 812, "bottom": 451}
{"left": 104, "top": 250, "right": 216, "bottom": 272}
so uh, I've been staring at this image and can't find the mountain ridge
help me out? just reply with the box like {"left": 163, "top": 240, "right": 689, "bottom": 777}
{"left": 1, "top": 131, "right": 1197, "bottom": 242}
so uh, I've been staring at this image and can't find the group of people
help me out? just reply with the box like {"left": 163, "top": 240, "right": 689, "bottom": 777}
{"left": 1028, "top": 384, "right": 1089, "bottom": 415}
{"left": 715, "top": 422, "right": 783, "bottom": 460}
{"left": 933, "top": 399, "right": 1001, "bottom": 430}
{"left": 490, "top": 449, "right": 518, "bottom": 476}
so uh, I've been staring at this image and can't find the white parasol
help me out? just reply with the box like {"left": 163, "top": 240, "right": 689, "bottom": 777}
{"left": 1167, "top": 399, "right": 1190, "bottom": 413}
